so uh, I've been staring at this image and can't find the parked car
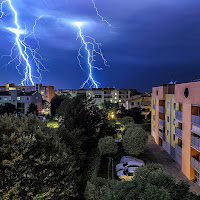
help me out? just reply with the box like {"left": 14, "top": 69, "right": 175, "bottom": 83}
{"left": 120, "top": 156, "right": 144, "bottom": 165}
{"left": 116, "top": 160, "right": 143, "bottom": 172}
{"left": 117, "top": 169, "right": 134, "bottom": 181}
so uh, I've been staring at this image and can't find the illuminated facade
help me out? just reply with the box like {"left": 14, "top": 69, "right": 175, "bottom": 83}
{"left": 152, "top": 81, "right": 200, "bottom": 186}
{"left": 0, "top": 83, "right": 55, "bottom": 102}
{"left": 56, "top": 88, "right": 131, "bottom": 105}
{"left": 0, "top": 90, "right": 42, "bottom": 115}
{"left": 123, "top": 94, "right": 152, "bottom": 119}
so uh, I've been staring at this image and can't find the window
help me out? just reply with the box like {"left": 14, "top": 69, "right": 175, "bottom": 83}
{"left": 17, "top": 97, "right": 20, "bottom": 100}
{"left": 138, "top": 102, "right": 140, "bottom": 106}
{"left": 173, "top": 134, "right": 175, "bottom": 141}
{"left": 168, "top": 102, "right": 170, "bottom": 108}
{"left": 0, "top": 97, "right": 1, "bottom": 100}
{"left": 131, "top": 102, "right": 134, "bottom": 106}
{"left": 174, "top": 119, "right": 176, "bottom": 125}
{"left": 119, "top": 100, "right": 121, "bottom": 103}
{"left": 4, "top": 97, "right": 7, "bottom": 100}
{"left": 115, "top": 97, "right": 117, "bottom": 99}
{"left": 115, "top": 93, "right": 117, "bottom": 95}
{"left": 167, "top": 116, "right": 169, "bottom": 122}
{"left": 167, "top": 130, "right": 169, "bottom": 136}
{"left": 27, "top": 97, "right": 30, "bottom": 100}
{"left": 174, "top": 103, "right": 176, "bottom": 110}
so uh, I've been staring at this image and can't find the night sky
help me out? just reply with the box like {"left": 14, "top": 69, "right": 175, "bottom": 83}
{"left": 0, "top": 0, "right": 200, "bottom": 92}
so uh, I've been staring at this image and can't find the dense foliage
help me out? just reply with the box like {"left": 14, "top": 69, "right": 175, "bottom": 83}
{"left": 122, "top": 125, "right": 148, "bottom": 156}
{"left": 0, "top": 103, "right": 16, "bottom": 115}
{"left": 98, "top": 136, "right": 118, "bottom": 156}
{"left": 50, "top": 94, "right": 67, "bottom": 116}
{"left": 0, "top": 114, "right": 79, "bottom": 199}
{"left": 27, "top": 103, "right": 38, "bottom": 115}
{"left": 104, "top": 164, "right": 200, "bottom": 200}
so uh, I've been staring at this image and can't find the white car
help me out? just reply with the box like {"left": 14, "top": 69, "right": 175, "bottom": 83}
{"left": 120, "top": 156, "right": 144, "bottom": 165}
{"left": 116, "top": 160, "right": 144, "bottom": 172}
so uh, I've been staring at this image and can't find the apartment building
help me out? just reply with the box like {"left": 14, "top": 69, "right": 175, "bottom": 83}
{"left": 56, "top": 88, "right": 131, "bottom": 105}
{"left": 0, "top": 90, "right": 42, "bottom": 115}
{"left": 151, "top": 81, "right": 200, "bottom": 186}
{"left": 0, "top": 83, "right": 55, "bottom": 102}
{"left": 123, "top": 94, "right": 151, "bottom": 119}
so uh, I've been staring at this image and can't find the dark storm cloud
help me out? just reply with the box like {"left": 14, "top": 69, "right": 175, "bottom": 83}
{"left": 0, "top": 0, "right": 200, "bottom": 91}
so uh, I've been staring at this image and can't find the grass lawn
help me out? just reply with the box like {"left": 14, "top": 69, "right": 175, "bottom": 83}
{"left": 47, "top": 121, "right": 59, "bottom": 128}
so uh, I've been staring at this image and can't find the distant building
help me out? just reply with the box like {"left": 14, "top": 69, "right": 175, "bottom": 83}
{"left": 56, "top": 88, "right": 131, "bottom": 105}
{"left": 0, "top": 83, "right": 55, "bottom": 102}
{"left": 124, "top": 94, "right": 152, "bottom": 119}
{"left": 0, "top": 90, "right": 42, "bottom": 115}
{"left": 152, "top": 80, "right": 200, "bottom": 187}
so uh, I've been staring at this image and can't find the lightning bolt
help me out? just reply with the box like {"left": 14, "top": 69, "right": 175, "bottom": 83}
{"left": 0, "top": 0, "right": 45, "bottom": 86}
{"left": 91, "top": 0, "right": 115, "bottom": 30}
{"left": 75, "top": 22, "right": 109, "bottom": 88}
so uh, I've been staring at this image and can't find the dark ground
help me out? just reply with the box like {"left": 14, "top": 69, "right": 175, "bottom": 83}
{"left": 98, "top": 135, "right": 200, "bottom": 194}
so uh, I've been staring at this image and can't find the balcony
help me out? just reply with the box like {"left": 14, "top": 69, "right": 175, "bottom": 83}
{"left": 191, "top": 135, "right": 200, "bottom": 152}
{"left": 191, "top": 125, "right": 200, "bottom": 137}
{"left": 159, "top": 106, "right": 165, "bottom": 114}
{"left": 175, "top": 110, "right": 182, "bottom": 122}
{"left": 175, "top": 127, "right": 182, "bottom": 140}
{"left": 159, "top": 131, "right": 164, "bottom": 139}
{"left": 175, "top": 143, "right": 182, "bottom": 155}
{"left": 153, "top": 104, "right": 156, "bottom": 110}
{"left": 159, "top": 119, "right": 165, "bottom": 130}
{"left": 191, "top": 155, "right": 200, "bottom": 173}
{"left": 192, "top": 115, "right": 200, "bottom": 126}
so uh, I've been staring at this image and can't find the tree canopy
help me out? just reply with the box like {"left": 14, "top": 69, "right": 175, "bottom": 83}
{"left": 27, "top": 103, "right": 38, "bottom": 115}
{"left": 98, "top": 136, "right": 118, "bottom": 156}
{"left": 104, "top": 164, "right": 200, "bottom": 200}
{"left": 0, "top": 103, "right": 16, "bottom": 115}
{"left": 122, "top": 125, "right": 148, "bottom": 156}
{"left": 0, "top": 114, "right": 79, "bottom": 199}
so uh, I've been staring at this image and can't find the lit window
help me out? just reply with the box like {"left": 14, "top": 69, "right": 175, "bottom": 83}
{"left": 115, "top": 97, "right": 117, "bottom": 99}
{"left": 167, "top": 130, "right": 169, "bottom": 136}
{"left": 17, "top": 97, "right": 20, "bottom": 100}
{"left": 115, "top": 101, "right": 117, "bottom": 103}
{"left": 119, "top": 100, "right": 121, "bottom": 102}
{"left": 115, "top": 93, "right": 117, "bottom": 95}
{"left": 4, "top": 97, "right": 7, "bottom": 100}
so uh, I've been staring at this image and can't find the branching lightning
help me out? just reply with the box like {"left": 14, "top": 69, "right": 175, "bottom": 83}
{"left": 0, "top": 0, "right": 45, "bottom": 86}
{"left": 91, "top": 0, "right": 115, "bottom": 30}
{"left": 75, "top": 22, "right": 109, "bottom": 88}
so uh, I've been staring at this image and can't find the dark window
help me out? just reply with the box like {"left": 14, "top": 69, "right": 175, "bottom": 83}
{"left": 167, "top": 116, "right": 169, "bottom": 122}
{"left": 184, "top": 88, "right": 189, "bottom": 98}
{"left": 173, "top": 134, "right": 175, "bottom": 141}
{"left": 131, "top": 102, "right": 134, "bottom": 106}
{"left": 156, "top": 90, "right": 158, "bottom": 95}
{"left": 174, "top": 103, "right": 176, "bottom": 110}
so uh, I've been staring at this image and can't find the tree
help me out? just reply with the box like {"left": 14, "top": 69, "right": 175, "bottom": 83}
{"left": 50, "top": 94, "right": 67, "bottom": 116}
{"left": 122, "top": 126, "right": 148, "bottom": 156}
{"left": 85, "top": 177, "right": 117, "bottom": 200}
{"left": 104, "top": 164, "right": 200, "bottom": 200}
{"left": 98, "top": 136, "right": 118, "bottom": 156}
{"left": 0, "top": 103, "right": 16, "bottom": 115}
{"left": 120, "top": 116, "right": 134, "bottom": 126}
{"left": 130, "top": 89, "right": 141, "bottom": 97}
{"left": 0, "top": 114, "right": 79, "bottom": 199}
{"left": 27, "top": 103, "right": 38, "bottom": 115}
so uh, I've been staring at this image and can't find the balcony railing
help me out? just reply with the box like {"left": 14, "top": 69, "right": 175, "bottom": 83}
{"left": 191, "top": 125, "right": 200, "bottom": 137}
{"left": 192, "top": 115, "right": 200, "bottom": 126}
{"left": 153, "top": 104, "right": 156, "bottom": 110}
{"left": 159, "top": 131, "right": 164, "bottom": 139}
{"left": 191, "top": 155, "right": 200, "bottom": 172}
{"left": 159, "top": 106, "right": 165, "bottom": 114}
{"left": 175, "top": 143, "right": 182, "bottom": 155}
{"left": 191, "top": 135, "right": 200, "bottom": 152}
{"left": 175, "top": 110, "right": 182, "bottom": 121}
{"left": 175, "top": 127, "right": 182, "bottom": 140}
{"left": 159, "top": 119, "right": 165, "bottom": 130}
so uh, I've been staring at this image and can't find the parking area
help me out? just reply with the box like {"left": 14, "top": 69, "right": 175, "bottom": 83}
{"left": 140, "top": 135, "right": 200, "bottom": 194}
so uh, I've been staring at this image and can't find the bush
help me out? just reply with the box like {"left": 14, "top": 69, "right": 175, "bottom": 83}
{"left": 98, "top": 136, "right": 118, "bottom": 156}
